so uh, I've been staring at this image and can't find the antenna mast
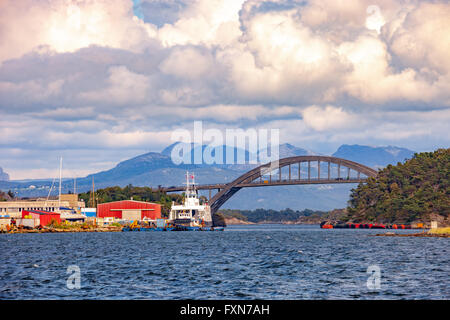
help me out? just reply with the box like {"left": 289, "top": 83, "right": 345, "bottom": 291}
{"left": 90, "top": 177, "right": 95, "bottom": 207}
{"left": 58, "top": 157, "right": 62, "bottom": 210}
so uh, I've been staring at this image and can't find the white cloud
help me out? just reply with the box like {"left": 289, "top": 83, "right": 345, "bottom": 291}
{"left": 159, "top": 47, "right": 214, "bottom": 80}
{"left": 0, "top": 0, "right": 157, "bottom": 64}
{"left": 219, "top": 9, "right": 344, "bottom": 103}
{"left": 386, "top": 2, "right": 450, "bottom": 74}
{"left": 301, "top": 105, "right": 359, "bottom": 131}
{"left": 365, "top": 5, "right": 386, "bottom": 33}
{"left": 156, "top": 0, "right": 245, "bottom": 47}
{"left": 337, "top": 35, "right": 440, "bottom": 104}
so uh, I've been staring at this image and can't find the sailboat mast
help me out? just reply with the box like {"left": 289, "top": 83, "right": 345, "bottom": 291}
{"left": 91, "top": 177, "right": 95, "bottom": 208}
{"left": 58, "top": 157, "right": 62, "bottom": 209}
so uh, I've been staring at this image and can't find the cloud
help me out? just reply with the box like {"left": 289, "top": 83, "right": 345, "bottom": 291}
{"left": 219, "top": 8, "right": 345, "bottom": 104}
{"left": 80, "top": 65, "right": 151, "bottom": 105}
{"left": 156, "top": 0, "right": 245, "bottom": 47}
{"left": 159, "top": 46, "right": 215, "bottom": 80}
{"left": 386, "top": 2, "right": 450, "bottom": 74}
{"left": 301, "top": 105, "right": 359, "bottom": 131}
{"left": 0, "top": 0, "right": 157, "bottom": 64}
{"left": 337, "top": 35, "right": 441, "bottom": 104}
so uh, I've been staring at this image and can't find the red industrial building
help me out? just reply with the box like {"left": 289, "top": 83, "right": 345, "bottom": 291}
{"left": 22, "top": 210, "right": 61, "bottom": 226}
{"left": 97, "top": 200, "right": 161, "bottom": 220}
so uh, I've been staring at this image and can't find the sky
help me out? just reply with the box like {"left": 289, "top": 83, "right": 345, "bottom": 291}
{"left": 0, "top": 0, "right": 449, "bottom": 180}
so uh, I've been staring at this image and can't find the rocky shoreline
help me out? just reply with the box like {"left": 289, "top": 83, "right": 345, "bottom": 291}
{"left": 224, "top": 217, "right": 255, "bottom": 225}
{"left": 375, "top": 227, "right": 450, "bottom": 238}
{"left": 375, "top": 232, "right": 449, "bottom": 238}
{"left": 2, "top": 226, "right": 122, "bottom": 234}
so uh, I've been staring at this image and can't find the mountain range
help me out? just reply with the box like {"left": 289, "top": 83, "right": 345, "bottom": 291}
{"left": 0, "top": 143, "right": 415, "bottom": 210}
{"left": 0, "top": 167, "right": 9, "bottom": 181}
{"left": 332, "top": 144, "right": 415, "bottom": 168}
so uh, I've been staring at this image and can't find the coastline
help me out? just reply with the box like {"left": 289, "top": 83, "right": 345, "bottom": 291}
{"left": 375, "top": 227, "right": 450, "bottom": 238}
{"left": 2, "top": 226, "right": 122, "bottom": 234}
{"left": 224, "top": 217, "right": 255, "bottom": 225}
{"left": 375, "top": 232, "right": 449, "bottom": 238}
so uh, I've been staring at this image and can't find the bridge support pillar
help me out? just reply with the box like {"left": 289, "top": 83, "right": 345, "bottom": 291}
{"left": 318, "top": 160, "right": 321, "bottom": 180}
{"left": 328, "top": 161, "right": 330, "bottom": 180}
{"left": 308, "top": 161, "right": 311, "bottom": 181}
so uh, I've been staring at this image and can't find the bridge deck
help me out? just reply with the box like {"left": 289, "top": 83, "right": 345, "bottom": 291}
{"left": 159, "top": 156, "right": 377, "bottom": 215}
{"left": 162, "top": 178, "right": 366, "bottom": 192}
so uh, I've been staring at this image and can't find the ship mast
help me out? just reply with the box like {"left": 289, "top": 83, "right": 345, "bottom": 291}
{"left": 184, "top": 171, "right": 197, "bottom": 199}
{"left": 186, "top": 171, "right": 190, "bottom": 194}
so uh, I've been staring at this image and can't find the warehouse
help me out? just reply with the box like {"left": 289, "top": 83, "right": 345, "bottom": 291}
{"left": 97, "top": 200, "right": 161, "bottom": 221}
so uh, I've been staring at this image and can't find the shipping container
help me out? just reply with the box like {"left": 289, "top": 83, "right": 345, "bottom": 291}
{"left": 16, "top": 218, "right": 40, "bottom": 228}
{"left": 81, "top": 208, "right": 97, "bottom": 217}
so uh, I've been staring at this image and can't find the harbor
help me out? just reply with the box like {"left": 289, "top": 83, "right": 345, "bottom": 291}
{"left": 0, "top": 171, "right": 225, "bottom": 234}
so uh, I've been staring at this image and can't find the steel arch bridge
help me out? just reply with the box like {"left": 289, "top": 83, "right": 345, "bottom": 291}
{"left": 161, "top": 156, "right": 378, "bottom": 214}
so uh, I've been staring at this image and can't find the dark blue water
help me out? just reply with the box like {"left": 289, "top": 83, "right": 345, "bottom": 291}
{"left": 1, "top": 225, "right": 448, "bottom": 299}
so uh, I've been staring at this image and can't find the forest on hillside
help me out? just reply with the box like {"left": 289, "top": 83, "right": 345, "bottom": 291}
{"left": 218, "top": 208, "right": 328, "bottom": 223}
{"left": 345, "top": 148, "right": 449, "bottom": 224}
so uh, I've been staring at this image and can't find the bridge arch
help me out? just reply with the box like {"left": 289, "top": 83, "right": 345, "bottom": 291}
{"left": 209, "top": 156, "right": 377, "bottom": 215}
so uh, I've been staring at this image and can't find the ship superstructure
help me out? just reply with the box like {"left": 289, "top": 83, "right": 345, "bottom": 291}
{"left": 168, "top": 172, "right": 213, "bottom": 228}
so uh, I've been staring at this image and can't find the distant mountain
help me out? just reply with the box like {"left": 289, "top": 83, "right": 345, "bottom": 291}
{"left": 332, "top": 145, "right": 415, "bottom": 168}
{"left": 279, "top": 143, "right": 316, "bottom": 157}
{"left": 0, "top": 167, "right": 9, "bottom": 181}
{"left": 85, "top": 152, "right": 189, "bottom": 183}
{"left": 163, "top": 141, "right": 257, "bottom": 169}
{"left": 258, "top": 143, "right": 316, "bottom": 159}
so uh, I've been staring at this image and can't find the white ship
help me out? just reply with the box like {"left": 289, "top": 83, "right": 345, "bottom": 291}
{"left": 168, "top": 172, "right": 213, "bottom": 228}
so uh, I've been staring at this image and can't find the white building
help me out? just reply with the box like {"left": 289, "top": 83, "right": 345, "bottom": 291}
{"left": 0, "top": 195, "right": 85, "bottom": 218}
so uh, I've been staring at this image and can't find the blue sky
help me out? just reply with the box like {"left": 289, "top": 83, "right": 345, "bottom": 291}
{"left": 0, "top": 0, "right": 449, "bottom": 179}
